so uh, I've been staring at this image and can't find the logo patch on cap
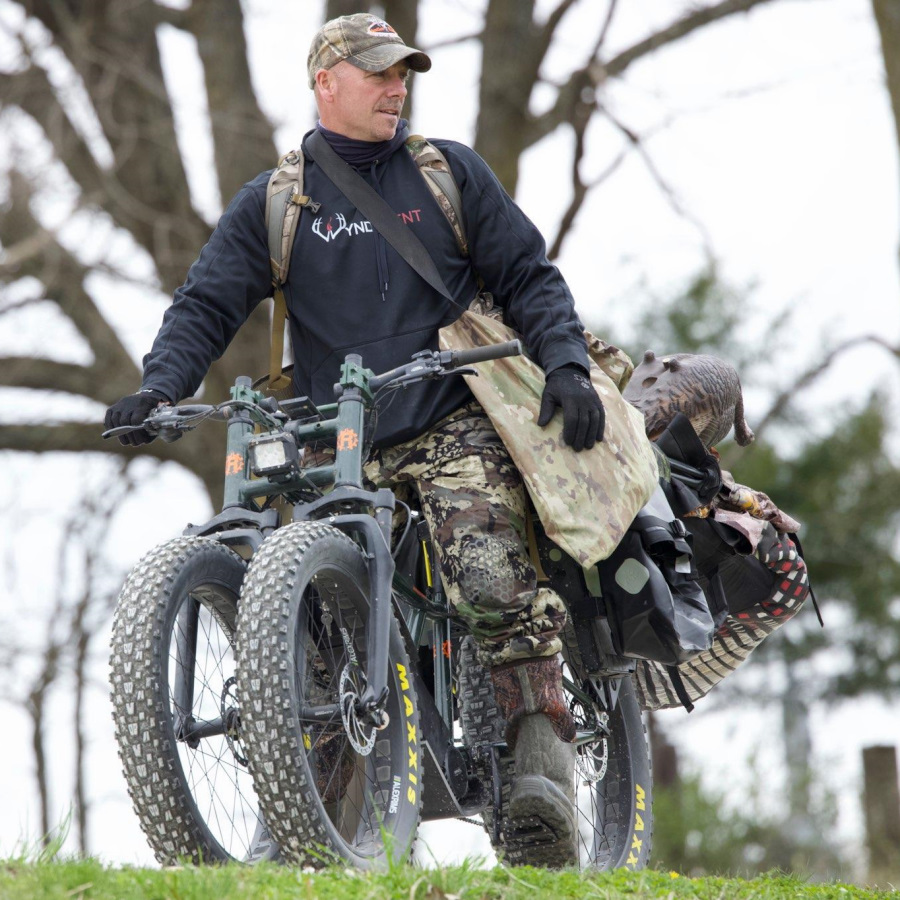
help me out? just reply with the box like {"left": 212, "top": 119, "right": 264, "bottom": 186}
{"left": 367, "top": 18, "right": 397, "bottom": 36}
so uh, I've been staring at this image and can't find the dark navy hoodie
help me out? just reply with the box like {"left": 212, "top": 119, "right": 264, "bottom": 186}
{"left": 141, "top": 125, "right": 590, "bottom": 448}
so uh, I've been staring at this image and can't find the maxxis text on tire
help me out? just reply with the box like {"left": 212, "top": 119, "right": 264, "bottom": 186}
{"left": 236, "top": 521, "right": 422, "bottom": 868}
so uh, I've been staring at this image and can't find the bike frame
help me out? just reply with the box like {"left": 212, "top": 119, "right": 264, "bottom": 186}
{"left": 180, "top": 360, "right": 479, "bottom": 814}
{"left": 176, "top": 351, "right": 630, "bottom": 819}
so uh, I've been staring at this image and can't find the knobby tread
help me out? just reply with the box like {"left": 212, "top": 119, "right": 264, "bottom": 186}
{"left": 456, "top": 635, "right": 653, "bottom": 870}
{"left": 235, "top": 521, "right": 422, "bottom": 868}
{"left": 109, "top": 537, "right": 249, "bottom": 864}
{"left": 456, "top": 636, "right": 520, "bottom": 862}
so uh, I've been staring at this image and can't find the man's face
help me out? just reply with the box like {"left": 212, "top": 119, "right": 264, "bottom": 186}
{"left": 317, "top": 60, "right": 410, "bottom": 142}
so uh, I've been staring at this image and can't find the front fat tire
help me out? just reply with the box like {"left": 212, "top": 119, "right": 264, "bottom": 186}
{"left": 236, "top": 521, "right": 422, "bottom": 868}
{"left": 109, "top": 537, "right": 277, "bottom": 864}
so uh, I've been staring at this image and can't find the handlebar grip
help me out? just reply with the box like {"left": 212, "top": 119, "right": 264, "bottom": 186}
{"left": 450, "top": 339, "right": 523, "bottom": 368}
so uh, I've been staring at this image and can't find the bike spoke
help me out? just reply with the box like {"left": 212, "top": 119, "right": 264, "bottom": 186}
{"left": 293, "top": 580, "right": 397, "bottom": 855}
{"left": 168, "top": 595, "right": 263, "bottom": 861}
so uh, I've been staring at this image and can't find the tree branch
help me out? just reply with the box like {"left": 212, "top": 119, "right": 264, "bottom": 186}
{"left": 547, "top": 146, "right": 626, "bottom": 260}
{"left": 599, "top": 0, "right": 778, "bottom": 81}
{"left": 0, "top": 65, "right": 108, "bottom": 200}
{"left": 183, "top": 0, "right": 277, "bottom": 202}
{"left": 13, "top": 0, "right": 211, "bottom": 291}
{"left": 422, "top": 30, "right": 481, "bottom": 52}
{"left": 0, "top": 422, "right": 186, "bottom": 462}
{"left": 753, "top": 335, "right": 900, "bottom": 439}
{"left": 0, "top": 173, "right": 139, "bottom": 399}
{"left": 526, "top": 0, "right": 777, "bottom": 149}
{"left": 535, "top": 0, "right": 582, "bottom": 64}
{"left": 602, "top": 105, "right": 716, "bottom": 259}
{"left": 0, "top": 229, "right": 56, "bottom": 276}
{"left": 0, "top": 358, "right": 105, "bottom": 398}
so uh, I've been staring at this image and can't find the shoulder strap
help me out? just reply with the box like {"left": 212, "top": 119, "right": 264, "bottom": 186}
{"left": 266, "top": 150, "right": 314, "bottom": 286}
{"left": 263, "top": 133, "right": 473, "bottom": 391}
{"left": 264, "top": 150, "right": 320, "bottom": 391}
{"left": 305, "top": 129, "right": 465, "bottom": 308}
{"left": 405, "top": 135, "right": 467, "bottom": 257}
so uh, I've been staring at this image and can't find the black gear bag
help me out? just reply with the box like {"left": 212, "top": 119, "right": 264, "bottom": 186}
{"left": 598, "top": 484, "right": 723, "bottom": 669}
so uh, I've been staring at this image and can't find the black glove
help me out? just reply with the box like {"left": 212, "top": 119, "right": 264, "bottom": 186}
{"left": 104, "top": 389, "right": 170, "bottom": 446}
{"left": 537, "top": 365, "right": 605, "bottom": 451}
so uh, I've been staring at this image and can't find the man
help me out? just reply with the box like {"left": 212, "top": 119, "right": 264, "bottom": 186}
{"left": 105, "top": 12, "right": 606, "bottom": 866}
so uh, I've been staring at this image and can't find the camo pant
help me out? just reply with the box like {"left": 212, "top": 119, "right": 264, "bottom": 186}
{"left": 365, "top": 402, "right": 567, "bottom": 668}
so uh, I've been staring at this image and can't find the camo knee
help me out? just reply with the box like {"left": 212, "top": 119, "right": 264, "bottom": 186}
{"left": 455, "top": 530, "right": 532, "bottom": 609}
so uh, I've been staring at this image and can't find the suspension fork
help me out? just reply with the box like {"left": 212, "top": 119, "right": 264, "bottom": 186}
{"left": 172, "top": 594, "right": 200, "bottom": 741}
{"left": 424, "top": 533, "right": 454, "bottom": 730}
{"left": 298, "top": 490, "right": 397, "bottom": 724}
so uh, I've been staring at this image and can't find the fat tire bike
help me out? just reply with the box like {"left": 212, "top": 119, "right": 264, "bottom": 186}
{"left": 106, "top": 341, "right": 654, "bottom": 869}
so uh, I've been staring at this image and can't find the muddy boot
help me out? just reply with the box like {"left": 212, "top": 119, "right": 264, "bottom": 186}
{"left": 490, "top": 657, "right": 578, "bottom": 868}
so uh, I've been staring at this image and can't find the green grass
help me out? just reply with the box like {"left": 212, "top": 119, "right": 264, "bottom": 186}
{"left": 0, "top": 859, "right": 895, "bottom": 900}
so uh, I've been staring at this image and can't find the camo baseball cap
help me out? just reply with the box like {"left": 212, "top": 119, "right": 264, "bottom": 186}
{"left": 308, "top": 13, "right": 431, "bottom": 88}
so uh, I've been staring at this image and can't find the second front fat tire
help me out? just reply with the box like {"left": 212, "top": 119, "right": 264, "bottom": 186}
{"left": 236, "top": 522, "right": 422, "bottom": 868}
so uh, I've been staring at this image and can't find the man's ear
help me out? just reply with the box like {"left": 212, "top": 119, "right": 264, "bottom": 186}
{"left": 315, "top": 67, "right": 337, "bottom": 103}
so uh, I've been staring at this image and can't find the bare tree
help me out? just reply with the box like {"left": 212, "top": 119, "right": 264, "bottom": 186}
{"left": 2, "top": 459, "right": 136, "bottom": 852}
{"left": 0, "top": 0, "right": 792, "bottom": 506}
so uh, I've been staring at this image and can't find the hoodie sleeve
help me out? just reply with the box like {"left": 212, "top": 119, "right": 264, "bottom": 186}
{"left": 140, "top": 173, "right": 274, "bottom": 402}
{"left": 438, "top": 142, "right": 590, "bottom": 375}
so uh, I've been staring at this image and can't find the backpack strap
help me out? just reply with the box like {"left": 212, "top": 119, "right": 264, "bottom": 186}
{"left": 406, "top": 134, "right": 468, "bottom": 257}
{"left": 263, "top": 136, "right": 478, "bottom": 391}
{"left": 264, "top": 149, "right": 320, "bottom": 391}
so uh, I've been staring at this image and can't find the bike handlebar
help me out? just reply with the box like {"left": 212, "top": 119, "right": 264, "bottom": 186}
{"left": 104, "top": 340, "right": 524, "bottom": 440}
{"left": 367, "top": 339, "right": 523, "bottom": 393}
{"left": 445, "top": 339, "right": 523, "bottom": 368}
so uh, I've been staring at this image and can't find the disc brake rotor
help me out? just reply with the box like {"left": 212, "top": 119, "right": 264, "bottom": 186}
{"left": 576, "top": 710, "right": 609, "bottom": 785}
{"left": 339, "top": 664, "right": 377, "bottom": 756}
{"left": 221, "top": 676, "right": 249, "bottom": 767}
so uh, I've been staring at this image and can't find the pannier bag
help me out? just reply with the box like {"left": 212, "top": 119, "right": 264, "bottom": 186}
{"left": 632, "top": 525, "right": 810, "bottom": 711}
{"left": 627, "top": 409, "right": 812, "bottom": 711}
{"left": 597, "top": 483, "right": 721, "bottom": 669}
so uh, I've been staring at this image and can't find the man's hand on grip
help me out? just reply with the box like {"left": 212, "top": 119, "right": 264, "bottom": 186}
{"left": 104, "top": 390, "right": 170, "bottom": 446}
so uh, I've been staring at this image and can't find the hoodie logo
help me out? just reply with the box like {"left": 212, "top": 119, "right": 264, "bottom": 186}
{"left": 311, "top": 209, "right": 423, "bottom": 243}
{"left": 311, "top": 213, "right": 349, "bottom": 242}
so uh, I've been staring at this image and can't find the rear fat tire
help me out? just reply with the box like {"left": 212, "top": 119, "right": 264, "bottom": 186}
{"left": 236, "top": 521, "right": 422, "bottom": 868}
{"left": 109, "top": 537, "right": 277, "bottom": 864}
{"left": 456, "top": 636, "right": 652, "bottom": 870}
{"left": 576, "top": 675, "right": 653, "bottom": 870}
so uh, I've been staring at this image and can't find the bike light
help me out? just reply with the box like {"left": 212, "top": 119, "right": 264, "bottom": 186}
{"left": 249, "top": 433, "right": 300, "bottom": 480}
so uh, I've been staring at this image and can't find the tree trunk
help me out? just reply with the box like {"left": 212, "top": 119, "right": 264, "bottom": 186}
{"left": 781, "top": 664, "right": 818, "bottom": 848}
{"left": 872, "top": 0, "right": 900, "bottom": 265}
{"left": 475, "top": 0, "right": 541, "bottom": 195}
{"left": 863, "top": 745, "right": 900, "bottom": 885}
{"left": 647, "top": 711, "right": 680, "bottom": 789}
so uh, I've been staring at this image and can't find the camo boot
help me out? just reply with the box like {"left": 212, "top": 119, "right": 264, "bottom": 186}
{"left": 490, "top": 656, "right": 578, "bottom": 867}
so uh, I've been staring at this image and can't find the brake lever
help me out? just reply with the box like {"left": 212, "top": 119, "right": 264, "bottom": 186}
{"left": 388, "top": 365, "right": 480, "bottom": 390}
{"left": 102, "top": 425, "right": 141, "bottom": 439}
{"left": 101, "top": 419, "right": 190, "bottom": 441}
{"left": 449, "top": 366, "right": 479, "bottom": 378}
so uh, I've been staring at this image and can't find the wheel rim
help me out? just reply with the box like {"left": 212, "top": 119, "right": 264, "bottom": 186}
{"left": 167, "top": 586, "right": 267, "bottom": 861}
{"left": 295, "top": 573, "right": 401, "bottom": 859}
{"left": 564, "top": 671, "right": 607, "bottom": 867}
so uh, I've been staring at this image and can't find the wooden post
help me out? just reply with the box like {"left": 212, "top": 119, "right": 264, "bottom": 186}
{"left": 647, "top": 711, "right": 679, "bottom": 790}
{"left": 863, "top": 745, "right": 900, "bottom": 885}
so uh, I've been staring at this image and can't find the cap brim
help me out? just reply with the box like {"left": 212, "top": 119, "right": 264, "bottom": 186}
{"left": 348, "top": 43, "right": 431, "bottom": 75}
